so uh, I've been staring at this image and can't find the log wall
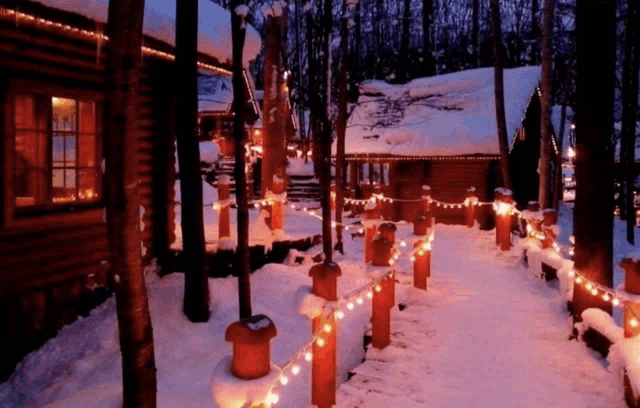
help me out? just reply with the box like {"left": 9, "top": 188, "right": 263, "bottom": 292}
{"left": 0, "top": 5, "right": 176, "bottom": 381}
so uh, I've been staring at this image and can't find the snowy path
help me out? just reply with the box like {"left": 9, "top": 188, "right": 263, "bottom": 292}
{"left": 338, "top": 225, "right": 625, "bottom": 408}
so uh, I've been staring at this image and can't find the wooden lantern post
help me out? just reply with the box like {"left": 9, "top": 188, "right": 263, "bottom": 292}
{"left": 271, "top": 173, "right": 286, "bottom": 231}
{"left": 494, "top": 188, "right": 512, "bottom": 251}
{"left": 371, "top": 237, "right": 394, "bottom": 350}
{"left": 364, "top": 201, "right": 379, "bottom": 264}
{"left": 309, "top": 262, "right": 342, "bottom": 408}
{"left": 217, "top": 175, "right": 232, "bottom": 240}
{"left": 541, "top": 209, "right": 557, "bottom": 249}
{"left": 413, "top": 239, "right": 431, "bottom": 290}
{"left": 225, "top": 314, "right": 277, "bottom": 380}
{"left": 465, "top": 186, "right": 477, "bottom": 228}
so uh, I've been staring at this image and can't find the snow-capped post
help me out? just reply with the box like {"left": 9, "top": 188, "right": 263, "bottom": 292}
{"left": 413, "top": 240, "right": 430, "bottom": 290}
{"left": 541, "top": 209, "right": 557, "bottom": 249}
{"left": 217, "top": 175, "right": 232, "bottom": 239}
{"left": 225, "top": 315, "right": 277, "bottom": 380}
{"left": 364, "top": 200, "right": 379, "bottom": 264}
{"left": 371, "top": 236, "right": 394, "bottom": 349}
{"left": 379, "top": 222, "right": 397, "bottom": 243}
{"left": 309, "top": 262, "right": 342, "bottom": 408}
{"left": 620, "top": 258, "right": 640, "bottom": 339}
{"left": 493, "top": 188, "right": 513, "bottom": 251}
{"left": 270, "top": 172, "right": 286, "bottom": 231}
{"left": 465, "top": 187, "right": 477, "bottom": 228}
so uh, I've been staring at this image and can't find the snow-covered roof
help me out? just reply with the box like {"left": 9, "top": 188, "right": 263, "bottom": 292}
{"left": 39, "top": 0, "right": 261, "bottom": 66}
{"left": 198, "top": 71, "right": 233, "bottom": 113}
{"left": 340, "top": 66, "right": 541, "bottom": 157}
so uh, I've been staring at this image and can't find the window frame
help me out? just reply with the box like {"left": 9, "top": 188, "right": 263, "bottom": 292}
{"left": 4, "top": 79, "right": 105, "bottom": 222}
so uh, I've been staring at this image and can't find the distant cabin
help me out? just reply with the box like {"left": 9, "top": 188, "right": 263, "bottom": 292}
{"left": 0, "top": 0, "right": 261, "bottom": 381}
{"left": 338, "top": 66, "right": 559, "bottom": 226}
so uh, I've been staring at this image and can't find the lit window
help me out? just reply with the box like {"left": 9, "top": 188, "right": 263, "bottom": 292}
{"left": 14, "top": 95, "right": 101, "bottom": 210}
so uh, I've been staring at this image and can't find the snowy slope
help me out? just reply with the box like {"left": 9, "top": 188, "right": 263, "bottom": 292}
{"left": 36, "top": 0, "right": 261, "bottom": 66}
{"left": 341, "top": 66, "right": 540, "bottom": 157}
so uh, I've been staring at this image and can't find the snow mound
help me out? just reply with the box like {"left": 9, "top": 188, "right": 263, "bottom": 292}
{"left": 294, "top": 286, "right": 327, "bottom": 319}
{"left": 211, "top": 356, "right": 282, "bottom": 408}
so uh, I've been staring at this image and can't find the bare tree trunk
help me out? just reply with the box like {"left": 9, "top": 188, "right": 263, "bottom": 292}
{"left": 176, "top": 0, "right": 210, "bottom": 322}
{"left": 335, "top": 0, "right": 349, "bottom": 254}
{"left": 294, "top": 0, "right": 306, "bottom": 143}
{"left": 307, "top": 5, "right": 321, "bottom": 177}
{"left": 621, "top": 0, "right": 640, "bottom": 245}
{"left": 105, "top": 0, "right": 157, "bottom": 405}
{"left": 422, "top": 0, "right": 435, "bottom": 76}
{"left": 572, "top": 0, "right": 616, "bottom": 323}
{"left": 539, "top": 0, "right": 554, "bottom": 208}
{"left": 490, "top": 0, "right": 512, "bottom": 189}
{"left": 401, "top": 0, "right": 411, "bottom": 82}
{"left": 230, "top": 0, "right": 252, "bottom": 319}
{"left": 472, "top": 0, "right": 480, "bottom": 68}
{"left": 321, "top": 0, "right": 333, "bottom": 261}
{"left": 531, "top": 0, "right": 540, "bottom": 64}
{"left": 375, "top": 0, "right": 383, "bottom": 79}
{"left": 354, "top": 1, "right": 361, "bottom": 85}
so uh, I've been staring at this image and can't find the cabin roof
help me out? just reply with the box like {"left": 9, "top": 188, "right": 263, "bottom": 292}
{"left": 340, "top": 66, "right": 541, "bottom": 157}
{"left": 25, "top": 0, "right": 261, "bottom": 67}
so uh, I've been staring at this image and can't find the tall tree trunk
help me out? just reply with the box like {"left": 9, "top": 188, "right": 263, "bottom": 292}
{"left": 294, "top": 0, "right": 306, "bottom": 143}
{"left": 375, "top": 0, "right": 383, "bottom": 79}
{"left": 621, "top": 0, "right": 640, "bottom": 245}
{"left": 336, "top": 0, "right": 349, "bottom": 253}
{"left": 531, "top": 0, "right": 540, "bottom": 64}
{"left": 553, "top": 60, "right": 574, "bottom": 210}
{"left": 307, "top": 5, "right": 321, "bottom": 177}
{"left": 105, "top": 0, "right": 157, "bottom": 405}
{"left": 472, "top": 0, "right": 480, "bottom": 68}
{"left": 401, "top": 0, "right": 411, "bottom": 82}
{"left": 572, "top": 0, "right": 616, "bottom": 322}
{"left": 422, "top": 0, "right": 435, "bottom": 76}
{"left": 262, "top": 13, "right": 283, "bottom": 199}
{"left": 321, "top": 0, "right": 333, "bottom": 261}
{"left": 176, "top": 0, "right": 210, "bottom": 322}
{"left": 538, "top": 0, "right": 554, "bottom": 208}
{"left": 354, "top": 1, "right": 362, "bottom": 86}
{"left": 230, "top": 0, "right": 252, "bottom": 319}
{"left": 490, "top": 0, "right": 512, "bottom": 189}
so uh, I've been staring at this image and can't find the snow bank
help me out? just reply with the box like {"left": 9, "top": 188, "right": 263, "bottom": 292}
{"left": 43, "top": 0, "right": 261, "bottom": 66}
{"left": 211, "top": 356, "right": 282, "bottom": 408}
{"left": 609, "top": 337, "right": 640, "bottom": 400}
{"left": 340, "top": 66, "right": 540, "bottom": 157}
{"left": 294, "top": 286, "right": 327, "bottom": 319}
{"left": 575, "top": 308, "right": 624, "bottom": 344}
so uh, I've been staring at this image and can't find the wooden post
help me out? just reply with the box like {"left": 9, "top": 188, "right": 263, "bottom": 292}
{"left": 541, "top": 209, "right": 557, "bottom": 249}
{"left": 379, "top": 222, "right": 397, "bottom": 243}
{"left": 494, "top": 188, "right": 513, "bottom": 251}
{"left": 465, "top": 187, "right": 477, "bottom": 228}
{"left": 218, "top": 175, "right": 231, "bottom": 239}
{"left": 420, "top": 184, "right": 431, "bottom": 214}
{"left": 271, "top": 173, "right": 285, "bottom": 231}
{"left": 330, "top": 183, "right": 336, "bottom": 210}
{"left": 364, "top": 202, "right": 379, "bottom": 264}
{"left": 494, "top": 189, "right": 504, "bottom": 245}
{"left": 620, "top": 258, "right": 640, "bottom": 408}
{"left": 225, "top": 314, "right": 277, "bottom": 380}
{"left": 309, "top": 262, "right": 342, "bottom": 408}
{"left": 371, "top": 237, "right": 394, "bottom": 350}
{"left": 373, "top": 184, "right": 382, "bottom": 219}
{"left": 413, "top": 240, "right": 431, "bottom": 290}
{"left": 413, "top": 214, "right": 428, "bottom": 236}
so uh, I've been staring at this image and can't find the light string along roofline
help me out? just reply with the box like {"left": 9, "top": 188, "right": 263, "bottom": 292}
{"left": 263, "top": 269, "right": 394, "bottom": 405}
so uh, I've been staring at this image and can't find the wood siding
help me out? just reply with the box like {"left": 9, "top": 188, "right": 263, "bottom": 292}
{"left": 0, "top": 9, "right": 176, "bottom": 381}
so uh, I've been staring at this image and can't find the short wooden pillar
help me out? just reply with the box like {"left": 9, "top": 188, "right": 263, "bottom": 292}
{"left": 413, "top": 240, "right": 431, "bottom": 290}
{"left": 371, "top": 237, "right": 394, "bottom": 350}
{"left": 309, "top": 262, "right": 342, "bottom": 408}
{"left": 420, "top": 184, "right": 431, "bottom": 213}
{"left": 465, "top": 186, "right": 477, "bottom": 228}
{"left": 413, "top": 214, "right": 429, "bottom": 236}
{"left": 494, "top": 189, "right": 512, "bottom": 251}
{"left": 330, "top": 184, "right": 336, "bottom": 210}
{"left": 364, "top": 204, "right": 379, "bottom": 264}
{"left": 271, "top": 174, "right": 286, "bottom": 231}
{"left": 378, "top": 222, "right": 397, "bottom": 243}
{"left": 218, "top": 176, "right": 231, "bottom": 239}
{"left": 225, "top": 314, "right": 277, "bottom": 381}
{"left": 541, "top": 209, "right": 557, "bottom": 249}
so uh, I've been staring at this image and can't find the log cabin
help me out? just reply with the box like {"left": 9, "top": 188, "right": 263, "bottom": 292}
{"left": 339, "top": 66, "right": 559, "bottom": 227}
{"left": 0, "top": 0, "right": 261, "bottom": 381}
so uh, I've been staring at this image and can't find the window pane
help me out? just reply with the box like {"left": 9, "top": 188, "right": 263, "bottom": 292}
{"left": 78, "top": 168, "right": 99, "bottom": 201}
{"left": 52, "top": 169, "right": 76, "bottom": 203}
{"left": 15, "top": 125, "right": 47, "bottom": 207}
{"left": 52, "top": 169, "right": 64, "bottom": 188}
{"left": 52, "top": 97, "right": 76, "bottom": 131}
{"left": 65, "top": 136, "right": 77, "bottom": 167}
{"left": 79, "top": 133, "right": 96, "bottom": 167}
{"left": 52, "top": 135, "right": 64, "bottom": 166}
{"left": 79, "top": 101, "right": 95, "bottom": 134}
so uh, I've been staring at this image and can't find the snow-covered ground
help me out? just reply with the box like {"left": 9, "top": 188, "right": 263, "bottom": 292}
{"left": 1, "top": 202, "right": 636, "bottom": 407}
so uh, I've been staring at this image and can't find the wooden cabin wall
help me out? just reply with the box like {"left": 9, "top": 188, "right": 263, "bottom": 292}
{"left": 0, "top": 16, "right": 175, "bottom": 381}
{"left": 388, "top": 159, "right": 500, "bottom": 228}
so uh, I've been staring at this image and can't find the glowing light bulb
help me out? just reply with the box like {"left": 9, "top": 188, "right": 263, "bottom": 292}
{"left": 410, "top": 256, "right": 416, "bottom": 262}
{"left": 292, "top": 365, "right": 300, "bottom": 375}
{"left": 567, "top": 270, "right": 575, "bottom": 277}
{"left": 254, "top": 203, "right": 260, "bottom": 208}
{"left": 304, "top": 352, "right": 312, "bottom": 361}
{"left": 335, "top": 310, "right": 345, "bottom": 319}
{"left": 303, "top": 207, "right": 308, "bottom": 212}
{"left": 356, "top": 297, "right": 363, "bottom": 304}
{"left": 631, "top": 318, "right": 639, "bottom": 328}
{"left": 591, "top": 288, "right": 598, "bottom": 296}
{"left": 291, "top": 204, "right": 296, "bottom": 209}
{"left": 603, "top": 293, "right": 611, "bottom": 302}
{"left": 316, "top": 338, "right": 325, "bottom": 347}
{"left": 575, "top": 277, "right": 583, "bottom": 284}
{"left": 331, "top": 222, "right": 337, "bottom": 228}
{"left": 359, "top": 228, "right": 364, "bottom": 234}
{"left": 585, "top": 283, "right": 592, "bottom": 290}
{"left": 613, "top": 298, "right": 621, "bottom": 306}
{"left": 366, "top": 292, "right": 373, "bottom": 299}
{"left": 280, "top": 376, "right": 289, "bottom": 385}
{"left": 389, "top": 260, "right": 395, "bottom": 266}
{"left": 418, "top": 250, "right": 424, "bottom": 256}
{"left": 347, "top": 302, "right": 354, "bottom": 310}
{"left": 323, "top": 323, "right": 332, "bottom": 333}
{"left": 266, "top": 393, "right": 279, "bottom": 405}
{"left": 375, "top": 285, "right": 382, "bottom": 292}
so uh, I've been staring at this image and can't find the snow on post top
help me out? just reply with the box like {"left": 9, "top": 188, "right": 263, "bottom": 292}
{"left": 338, "top": 66, "right": 540, "bottom": 157}
{"left": 494, "top": 187, "right": 513, "bottom": 196}
{"left": 44, "top": 0, "right": 261, "bottom": 66}
{"left": 217, "top": 175, "right": 231, "bottom": 185}
{"left": 422, "top": 185, "right": 431, "bottom": 191}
